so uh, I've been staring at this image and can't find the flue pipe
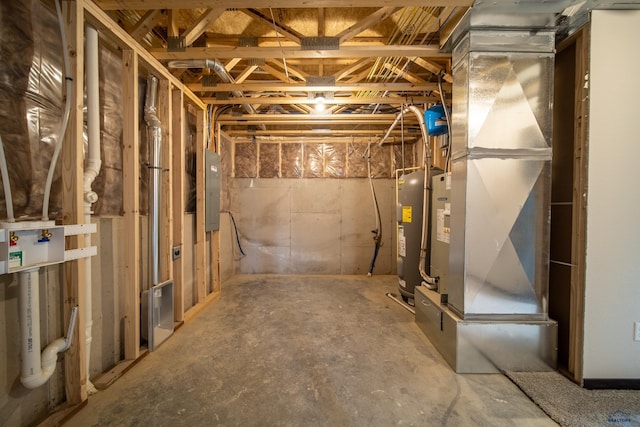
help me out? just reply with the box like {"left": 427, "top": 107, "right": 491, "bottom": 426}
{"left": 167, "top": 59, "right": 257, "bottom": 116}
{"left": 19, "top": 268, "right": 78, "bottom": 389}
{"left": 144, "top": 75, "right": 162, "bottom": 287}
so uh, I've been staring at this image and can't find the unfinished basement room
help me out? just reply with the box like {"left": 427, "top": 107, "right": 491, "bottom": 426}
{"left": 1, "top": 0, "right": 639, "bottom": 426}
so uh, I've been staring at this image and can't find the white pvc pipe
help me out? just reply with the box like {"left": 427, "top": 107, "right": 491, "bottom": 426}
{"left": 0, "top": 134, "right": 15, "bottom": 222}
{"left": 19, "top": 268, "right": 76, "bottom": 389}
{"left": 83, "top": 24, "right": 101, "bottom": 394}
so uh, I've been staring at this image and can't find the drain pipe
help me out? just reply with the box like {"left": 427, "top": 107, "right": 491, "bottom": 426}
{"left": 379, "top": 106, "right": 438, "bottom": 288}
{"left": 19, "top": 268, "right": 78, "bottom": 389}
{"left": 83, "top": 24, "right": 101, "bottom": 394}
{"left": 144, "top": 75, "right": 162, "bottom": 287}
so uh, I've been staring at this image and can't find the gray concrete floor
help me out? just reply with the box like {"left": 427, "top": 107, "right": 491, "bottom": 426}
{"left": 67, "top": 275, "right": 557, "bottom": 427}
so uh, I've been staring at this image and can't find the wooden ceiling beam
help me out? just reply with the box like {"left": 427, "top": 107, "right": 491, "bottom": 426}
{"left": 96, "top": 0, "right": 474, "bottom": 10}
{"left": 382, "top": 63, "right": 426, "bottom": 85}
{"left": 411, "top": 57, "right": 453, "bottom": 82}
{"left": 187, "top": 82, "right": 447, "bottom": 92}
{"left": 223, "top": 129, "right": 417, "bottom": 137}
{"left": 182, "top": 8, "right": 225, "bottom": 46}
{"left": 167, "top": 9, "right": 179, "bottom": 37}
{"left": 202, "top": 96, "right": 437, "bottom": 105}
{"left": 336, "top": 7, "right": 402, "bottom": 43}
{"left": 266, "top": 59, "right": 309, "bottom": 82}
{"left": 130, "top": 9, "right": 164, "bottom": 42}
{"left": 235, "top": 65, "right": 259, "bottom": 83}
{"left": 261, "top": 64, "right": 296, "bottom": 83}
{"left": 240, "top": 8, "right": 303, "bottom": 45}
{"left": 333, "top": 58, "right": 374, "bottom": 82}
{"left": 224, "top": 58, "right": 243, "bottom": 72}
{"left": 151, "top": 45, "right": 447, "bottom": 60}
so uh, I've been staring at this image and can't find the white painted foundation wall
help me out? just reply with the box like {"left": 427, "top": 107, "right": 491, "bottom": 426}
{"left": 583, "top": 9, "right": 640, "bottom": 380}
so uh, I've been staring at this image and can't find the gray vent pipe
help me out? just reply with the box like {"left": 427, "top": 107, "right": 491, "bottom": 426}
{"left": 167, "top": 59, "right": 256, "bottom": 115}
{"left": 144, "top": 75, "right": 162, "bottom": 287}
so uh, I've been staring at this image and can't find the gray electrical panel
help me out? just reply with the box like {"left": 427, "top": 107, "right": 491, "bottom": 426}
{"left": 205, "top": 151, "right": 220, "bottom": 231}
{"left": 430, "top": 173, "right": 451, "bottom": 301}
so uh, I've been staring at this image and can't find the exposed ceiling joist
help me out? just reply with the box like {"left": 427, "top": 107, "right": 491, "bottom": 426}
{"left": 336, "top": 7, "right": 402, "bottom": 43}
{"left": 182, "top": 8, "right": 225, "bottom": 46}
{"left": 240, "top": 8, "right": 303, "bottom": 45}
{"left": 202, "top": 96, "right": 437, "bottom": 105}
{"left": 130, "top": 9, "right": 164, "bottom": 42}
{"left": 96, "top": 0, "right": 473, "bottom": 10}
{"left": 333, "top": 58, "right": 376, "bottom": 82}
{"left": 187, "top": 82, "right": 448, "bottom": 92}
{"left": 151, "top": 45, "right": 447, "bottom": 60}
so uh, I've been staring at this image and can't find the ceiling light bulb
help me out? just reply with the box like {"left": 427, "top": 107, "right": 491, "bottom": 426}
{"left": 315, "top": 93, "right": 325, "bottom": 104}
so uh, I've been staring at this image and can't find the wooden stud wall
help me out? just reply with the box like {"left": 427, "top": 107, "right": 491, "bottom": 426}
{"left": 159, "top": 79, "right": 173, "bottom": 284}
{"left": 42, "top": 1, "right": 217, "bottom": 423}
{"left": 61, "top": 0, "right": 87, "bottom": 407}
{"left": 569, "top": 28, "right": 589, "bottom": 385}
{"left": 121, "top": 48, "right": 141, "bottom": 362}
{"left": 172, "top": 90, "right": 186, "bottom": 322}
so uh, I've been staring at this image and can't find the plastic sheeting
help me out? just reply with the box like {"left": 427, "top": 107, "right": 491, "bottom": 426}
{"left": 0, "top": 1, "right": 126, "bottom": 219}
{"left": 229, "top": 140, "right": 409, "bottom": 179}
{"left": 185, "top": 108, "right": 197, "bottom": 212}
{"left": 258, "top": 143, "right": 279, "bottom": 178}
{"left": 347, "top": 143, "right": 368, "bottom": 178}
{"left": 219, "top": 132, "right": 233, "bottom": 210}
{"left": 281, "top": 143, "right": 302, "bottom": 178}
{"left": 90, "top": 44, "right": 124, "bottom": 216}
{"left": 369, "top": 144, "right": 391, "bottom": 178}
{"left": 393, "top": 143, "right": 417, "bottom": 174}
{"left": 303, "top": 143, "right": 323, "bottom": 178}
{"left": 324, "top": 143, "right": 346, "bottom": 178}
{"left": 234, "top": 142, "right": 257, "bottom": 178}
{"left": 0, "top": 1, "right": 63, "bottom": 219}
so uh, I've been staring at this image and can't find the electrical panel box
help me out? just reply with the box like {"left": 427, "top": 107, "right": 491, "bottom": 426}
{"left": 430, "top": 173, "right": 451, "bottom": 300}
{"left": 205, "top": 151, "right": 221, "bottom": 232}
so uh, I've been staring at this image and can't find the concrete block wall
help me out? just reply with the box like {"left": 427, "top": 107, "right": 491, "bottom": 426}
{"left": 228, "top": 178, "right": 397, "bottom": 275}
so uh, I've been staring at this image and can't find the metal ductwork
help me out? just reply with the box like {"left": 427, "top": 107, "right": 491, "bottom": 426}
{"left": 414, "top": 27, "right": 558, "bottom": 374}
{"left": 167, "top": 59, "right": 256, "bottom": 115}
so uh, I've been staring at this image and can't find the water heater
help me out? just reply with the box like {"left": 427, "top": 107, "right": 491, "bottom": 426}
{"left": 397, "top": 170, "right": 424, "bottom": 304}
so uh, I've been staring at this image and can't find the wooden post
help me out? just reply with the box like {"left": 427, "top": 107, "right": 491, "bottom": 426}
{"left": 195, "top": 110, "right": 207, "bottom": 302}
{"left": 569, "top": 28, "right": 589, "bottom": 385}
{"left": 61, "top": 0, "right": 87, "bottom": 405}
{"left": 158, "top": 79, "right": 173, "bottom": 283}
{"left": 172, "top": 90, "right": 185, "bottom": 321}
{"left": 122, "top": 49, "right": 140, "bottom": 360}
